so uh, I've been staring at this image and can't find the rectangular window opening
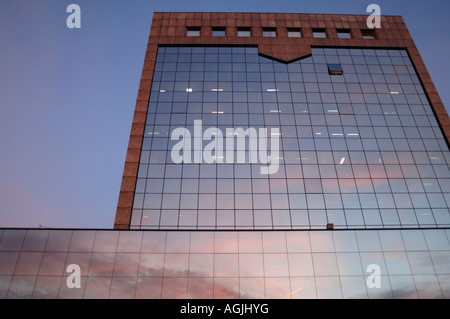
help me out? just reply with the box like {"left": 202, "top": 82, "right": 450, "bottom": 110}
{"left": 287, "top": 27, "right": 302, "bottom": 38}
{"left": 337, "top": 29, "right": 352, "bottom": 39}
{"left": 328, "top": 64, "right": 344, "bottom": 75}
{"left": 312, "top": 28, "right": 327, "bottom": 38}
{"left": 361, "top": 29, "right": 377, "bottom": 39}
{"left": 212, "top": 27, "right": 226, "bottom": 37}
{"left": 187, "top": 26, "right": 201, "bottom": 37}
{"left": 262, "top": 27, "right": 277, "bottom": 37}
{"left": 237, "top": 27, "right": 251, "bottom": 37}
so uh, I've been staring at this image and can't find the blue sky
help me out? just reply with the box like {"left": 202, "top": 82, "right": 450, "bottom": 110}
{"left": 0, "top": 0, "right": 449, "bottom": 229}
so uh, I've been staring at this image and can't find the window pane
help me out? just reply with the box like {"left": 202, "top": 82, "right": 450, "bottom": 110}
{"left": 237, "top": 28, "right": 251, "bottom": 37}
{"left": 337, "top": 29, "right": 352, "bottom": 39}
{"left": 187, "top": 27, "right": 200, "bottom": 37}
{"left": 212, "top": 27, "right": 226, "bottom": 37}
{"left": 312, "top": 29, "right": 327, "bottom": 38}
{"left": 287, "top": 28, "right": 302, "bottom": 38}
{"left": 263, "top": 28, "right": 277, "bottom": 37}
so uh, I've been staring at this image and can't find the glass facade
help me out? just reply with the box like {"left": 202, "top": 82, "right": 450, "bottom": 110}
{"left": 131, "top": 46, "right": 450, "bottom": 230}
{"left": 3, "top": 46, "right": 449, "bottom": 300}
{"left": 1, "top": 228, "right": 449, "bottom": 299}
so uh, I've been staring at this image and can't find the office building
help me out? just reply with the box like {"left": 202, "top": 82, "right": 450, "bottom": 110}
{"left": 1, "top": 12, "right": 450, "bottom": 299}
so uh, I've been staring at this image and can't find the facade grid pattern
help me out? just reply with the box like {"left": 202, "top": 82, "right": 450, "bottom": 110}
{"left": 130, "top": 46, "right": 450, "bottom": 230}
{"left": 1, "top": 228, "right": 449, "bottom": 299}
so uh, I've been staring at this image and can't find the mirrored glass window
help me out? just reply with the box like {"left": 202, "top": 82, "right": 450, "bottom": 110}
{"left": 132, "top": 46, "right": 450, "bottom": 231}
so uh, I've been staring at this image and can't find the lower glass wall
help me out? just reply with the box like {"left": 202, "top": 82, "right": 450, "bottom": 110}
{"left": 0, "top": 228, "right": 449, "bottom": 299}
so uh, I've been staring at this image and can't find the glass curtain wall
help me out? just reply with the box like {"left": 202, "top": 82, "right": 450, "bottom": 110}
{"left": 131, "top": 46, "right": 450, "bottom": 230}
{"left": 1, "top": 228, "right": 449, "bottom": 299}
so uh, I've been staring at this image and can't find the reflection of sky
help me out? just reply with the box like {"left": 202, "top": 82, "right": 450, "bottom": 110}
{"left": 1, "top": 228, "right": 449, "bottom": 298}
{"left": 1, "top": 0, "right": 450, "bottom": 228}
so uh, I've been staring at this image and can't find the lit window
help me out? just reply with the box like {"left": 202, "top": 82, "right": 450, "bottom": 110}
{"left": 287, "top": 28, "right": 302, "bottom": 38}
{"left": 237, "top": 27, "right": 251, "bottom": 37}
{"left": 212, "top": 27, "right": 226, "bottom": 37}
{"left": 186, "top": 27, "right": 200, "bottom": 37}
{"left": 262, "top": 27, "right": 277, "bottom": 37}
{"left": 337, "top": 29, "right": 352, "bottom": 39}
{"left": 361, "top": 29, "right": 376, "bottom": 39}
{"left": 312, "top": 28, "right": 327, "bottom": 38}
{"left": 328, "top": 64, "right": 344, "bottom": 75}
